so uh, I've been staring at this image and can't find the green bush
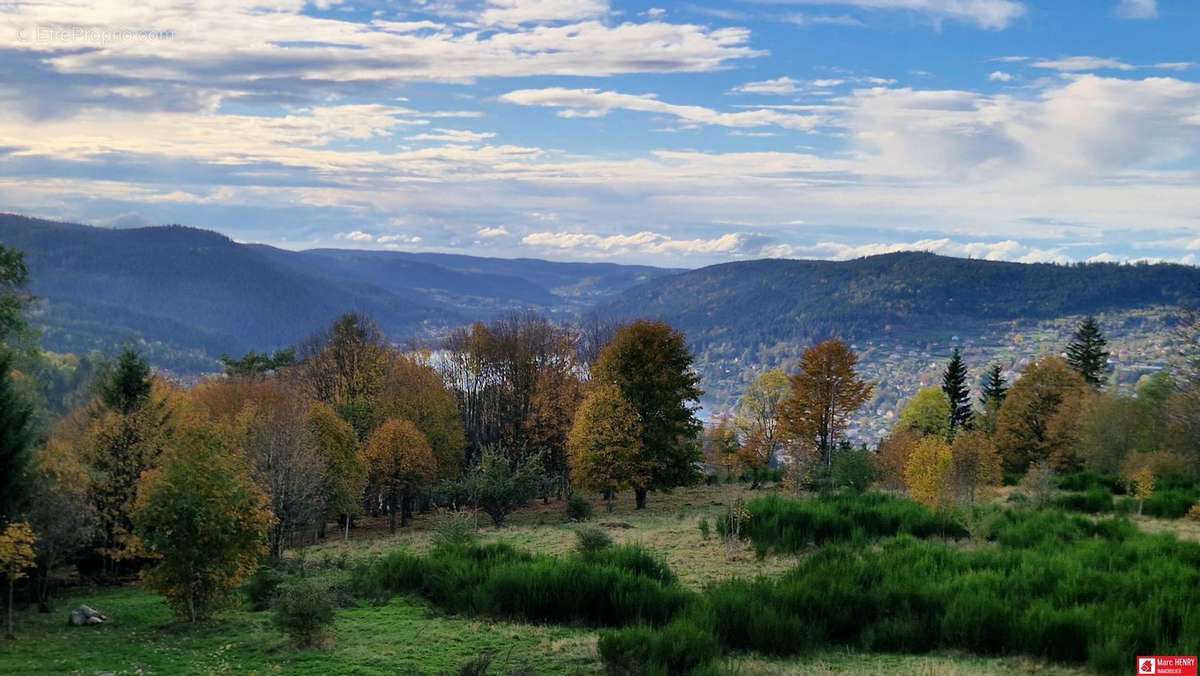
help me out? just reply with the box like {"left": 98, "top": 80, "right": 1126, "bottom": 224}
{"left": 273, "top": 577, "right": 336, "bottom": 647}
{"left": 1052, "top": 487, "right": 1115, "bottom": 514}
{"left": 244, "top": 566, "right": 288, "bottom": 611}
{"left": 566, "top": 495, "right": 593, "bottom": 522}
{"left": 1142, "top": 488, "right": 1200, "bottom": 519}
{"left": 698, "top": 518, "right": 711, "bottom": 540}
{"left": 431, "top": 510, "right": 478, "bottom": 549}
{"left": 583, "top": 544, "right": 676, "bottom": 585}
{"left": 738, "top": 493, "right": 966, "bottom": 554}
{"left": 598, "top": 618, "right": 720, "bottom": 675}
{"left": 830, "top": 449, "right": 876, "bottom": 492}
{"left": 575, "top": 527, "right": 614, "bottom": 555}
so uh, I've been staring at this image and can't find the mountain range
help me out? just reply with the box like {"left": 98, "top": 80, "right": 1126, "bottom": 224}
{"left": 3, "top": 213, "right": 1199, "bottom": 426}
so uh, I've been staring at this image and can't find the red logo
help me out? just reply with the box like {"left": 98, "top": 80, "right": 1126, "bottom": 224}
{"left": 1138, "top": 656, "right": 1198, "bottom": 676}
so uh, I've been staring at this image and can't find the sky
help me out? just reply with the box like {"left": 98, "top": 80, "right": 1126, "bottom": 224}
{"left": 1, "top": 0, "right": 1198, "bottom": 267}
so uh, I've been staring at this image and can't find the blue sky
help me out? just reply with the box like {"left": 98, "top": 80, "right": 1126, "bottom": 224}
{"left": 1, "top": 0, "right": 1198, "bottom": 266}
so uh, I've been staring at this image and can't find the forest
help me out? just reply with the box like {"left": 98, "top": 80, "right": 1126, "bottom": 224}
{"left": 2, "top": 239, "right": 1200, "bottom": 675}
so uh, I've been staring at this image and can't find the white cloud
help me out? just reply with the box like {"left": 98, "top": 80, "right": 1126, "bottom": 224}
{"left": 1115, "top": 0, "right": 1157, "bottom": 19}
{"left": 480, "top": 0, "right": 608, "bottom": 26}
{"left": 785, "top": 13, "right": 865, "bottom": 27}
{"left": 646, "top": 7, "right": 666, "bottom": 19}
{"left": 989, "top": 71, "right": 1013, "bottom": 82}
{"left": 1032, "top": 56, "right": 1135, "bottom": 72}
{"left": 336, "top": 230, "right": 374, "bottom": 241}
{"left": 733, "top": 77, "right": 801, "bottom": 95}
{"left": 477, "top": 226, "right": 511, "bottom": 238}
{"left": 407, "top": 129, "right": 497, "bottom": 143}
{"left": 377, "top": 234, "right": 423, "bottom": 244}
{"left": 499, "top": 87, "right": 823, "bottom": 130}
{"left": 785, "top": 238, "right": 1068, "bottom": 264}
{"left": 522, "top": 230, "right": 755, "bottom": 256}
{"left": 772, "top": 0, "right": 1026, "bottom": 29}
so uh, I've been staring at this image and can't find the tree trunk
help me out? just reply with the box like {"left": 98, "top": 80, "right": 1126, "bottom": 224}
{"left": 388, "top": 494, "right": 398, "bottom": 533}
{"left": 6, "top": 578, "right": 14, "bottom": 639}
{"left": 603, "top": 489, "right": 614, "bottom": 512}
{"left": 343, "top": 513, "right": 351, "bottom": 541}
{"left": 400, "top": 495, "right": 413, "bottom": 528}
{"left": 634, "top": 488, "right": 647, "bottom": 510}
{"left": 317, "top": 519, "right": 327, "bottom": 540}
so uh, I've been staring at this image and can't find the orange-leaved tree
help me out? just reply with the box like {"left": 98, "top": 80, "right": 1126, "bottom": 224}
{"left": 364, "top": 419, "right": 436, "bottom": 531}
{"left": 779, "top": 340, "right": 873, "bottom": 471}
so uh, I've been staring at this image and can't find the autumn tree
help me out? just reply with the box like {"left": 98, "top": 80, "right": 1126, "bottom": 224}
{"left": 236, "top": 380, "right": 327, "bottom": 557}
{"left": 592, "top": 320, "right": 703, "bottom": 509}
{"left": 903, "top": 436, "right": 954, "bottom": 511}
{"left": 702, "top": 416, "right": 741, "bottom": 479}
{"left": 134, "top": 428, "right": 272, "bottom": 623}
{"left": 780, "top": 340, "right": 873, "bottom": 472}
{"left": 977, "top": 365, "right": 1008, "bottom": 434}
{"left": 26, "top": 442, "right": 98, "bottom": 610}
{"left": 524, "top": 367, "right": 585, "bottom": 497}
{"left": 0, "top": 521, "right": 36, "bottom": 639}
{"left": 307, "top": 403, "right": 364, "bottom": 541}
{"left": 994, "top": 357, "right": 1088, "bottom": 472}
{"left": 733, "top": 369, "right": 789, "bottom": 479}
{"left": 898, "top": 387, "right": 951, "bottom": 439}
{"left": 219, "top": 349, "right": 295, "bottom": 378}
{"left": 376, "top": 353, "right": 466, "bottom": 479}
{"left": 874, "top": 427, "right": 921, "bottom": 491}
{"left": 0, "top": 350, "right": 34, "bottom": 520}
{"left": 458, "top": 445, "right": 544, "bottom": 527}
{"left": 949, "top": 430, "right": 1002, "bottom": 503}
{"left": 941, "top": 348, "right": 973, "bottom": 434}
{"left": 363, "top": 419, "right": 436, "bottom": 531}
{"left": 297, "top": 313, "right": 393, "bottom": 439}
{"left": 1066, "top": 316, "right": 1109, "bottom": 387}
{"left": 568, "top": 384, "right": 644, "bottom": 512}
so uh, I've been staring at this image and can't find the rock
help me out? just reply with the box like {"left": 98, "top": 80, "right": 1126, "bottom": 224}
{"left": 68, "top": 605, "right": 108, "bottom": 627}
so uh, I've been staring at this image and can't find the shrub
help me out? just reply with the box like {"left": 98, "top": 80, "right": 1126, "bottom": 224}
{"left": 698, "top": 518, "right": 711, "bottom": 540}
{"left": 273, "top": 577, "right": 336, "bottom": 647}
{"left": 244, "top": 566, "right": 288, "bottom": 611}
{"left": 1142, "top": 488, "right": 1200, "bottom": 519}
{"left": 1188, "top": 503, "right": 1200, "bottom": 522}
{"left": 566, "top": 495, "right": 593, "bottom": 522}
{"left": 575, "top": 527, "right": 614, "bottom": 555}
{"left": 598, "top": 618, "right": 719, "bottom": 675}
{"left": 455, "top": 446, "right": 544, "bottom": 527}
{"left": 738, "top": 493, "right": 966, "bottom": 555}
{"left": 1052, "top": 487, "right": 1115, "bottom": 514}
{"left": 431, "top": 510, "right": 477, "bottom": 549}
{"left": 831, "top": 448, "right": 875, "bottom": 492}
{"left": 584, "top": 544, "right": 676, "bottom": 585}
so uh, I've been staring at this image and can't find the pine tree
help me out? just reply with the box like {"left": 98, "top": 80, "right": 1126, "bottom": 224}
{"left": 979, "top": 364, "right": 1008, "bottom": 409}
{"left": 941, "top": 348, "right": 973, "bottom": 434}
{"left": 0, "top": 350, "right": 34, "bottom": 520}
{"left": 99, "top": 348, "right": 153, "bottom": 414}
{"left": 1066, "top": 316, "right": 1109, "bottom": 387}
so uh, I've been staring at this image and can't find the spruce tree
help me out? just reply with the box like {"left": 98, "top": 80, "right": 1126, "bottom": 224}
{"left": 98, "top": 348, "right": 153, "bottom": 414}
{"left": 979, "top": 364, "right": 1008, "bottom": 409}
{"left": 1066, "top": 316, "right": 1109, "bottom": 387}
{"left": 0, "top": 350, "right": 34, "bottom": 519}
{"left": 941, "top": 347, "right": 973, "bottom": 434}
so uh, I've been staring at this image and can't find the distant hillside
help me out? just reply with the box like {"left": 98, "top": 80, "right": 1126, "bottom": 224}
{"left": 602, "top": 253, "right": 1200, "bottom": 428}
{"left": 0, "top": 213, "right": 674, "bottom": 371}
{"left": 603, "top": 252, "right": 1200, "bottom": 350}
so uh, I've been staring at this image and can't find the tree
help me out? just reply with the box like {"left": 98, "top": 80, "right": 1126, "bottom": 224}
{"left": 941, "top": 348, "right": 973, "bottom": 434}
{"left": 0, "top": 351, "right": 34, "bottom": 520}
{"left": 134, "top": 428, "right": 272, "bottom": 623}
{"left": 97, "top": 349, "right": 153, "bottom": 414}
{"left": 524, "top": 367, "right": 585, "bottom": 497}
{"left": 977, "top": 365, "right": 1008, "bottom": 434}
{"left": 898, "top": 387, "right": 951, "bottom": 439}
{"left": 297, "top": 313, "right": 392, "bottom": 439}
{"left": 307, "top": 403, "right": 364, "bottom": 541}
{"left": 733, "top": 369, "right": 789, "bottom": 477}
{"left": 0, "top": 521, "right": 36, "bottom": 639}
{"left": 568, "top": 384, "right": 645, "bottom": 512}
{"left": 874, "top": 427, "right": 921, "bottom": 490}
{"left": 592, "top": 320, "right": 703, "bottom": 509}
{"left": 779, "top": 340, "right": 873, "bottom": 472}
{"left": 993, "top": 357, "right": 1088, "bottom": 473}
{"left": 363, "top": 419, "right": 436, "bottom": 531}
{"left": 377, "top": 353, "right": 466, "bottom": 479}
{"left": 903, "top": 436, "right": 954, "bottom": 511}
{"left": 219, "top": 349, "right": 295, "bottom": 378}
{"left": 949, "top": 430, "right": 1002, "bottom": 504}
{"left": 0, "top": 245, "right": 31, "bottom": 344}
{"left": 1128, "top": 466, "right": 1155, "bottom": 516}
{"left": 26, "top": 443, "right": 98, "bottom": 610}
{"left": 1066, "top": 316, "right": 1109, "bottom": 387}
{"left": 701, "top": 416, "right": 741, "bottom": 479}
{"left": 237, "top": 380, "right": 327, "bottom": 558}
{"left": 458, "top": 445, "right": 544, "bottom": 527}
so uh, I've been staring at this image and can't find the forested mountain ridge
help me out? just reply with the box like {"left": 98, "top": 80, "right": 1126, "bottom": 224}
{"left": 602, "top": 252, "right": 1200, "bottom": 350}
{"left": 0, "top": 213, "right": 674, "bottom": 371}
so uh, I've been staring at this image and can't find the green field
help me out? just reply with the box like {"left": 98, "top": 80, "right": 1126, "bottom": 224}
{"left": 5, "top": 482, "right": 1193, "bottom": 675}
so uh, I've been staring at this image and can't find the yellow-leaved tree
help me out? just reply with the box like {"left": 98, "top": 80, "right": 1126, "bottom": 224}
{"left": 568, "top": 384, "right": 645, "bottom": 512}
{"left": 0, "top": 521, "right": 37, "bottom": 639}
{"left": 949, "top": 430, "right": 1003, "bottom": 504}
{"left": 363, "top": 419, "right": 436, "bottom": 531}
{"left": 134, "top": 428, "right": 273, "bottom": 623}
{"left": 903, "top": 436, "right": 955, "bottom": 511}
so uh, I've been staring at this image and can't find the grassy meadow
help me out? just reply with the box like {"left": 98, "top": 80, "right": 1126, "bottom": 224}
{"left": 2, "top": 481, "right": 1196, "bottom": 675}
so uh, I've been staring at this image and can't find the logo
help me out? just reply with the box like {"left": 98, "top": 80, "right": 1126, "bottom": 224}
{"left": 1138, "top": 656, "right": 1198, "bottom": 676}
